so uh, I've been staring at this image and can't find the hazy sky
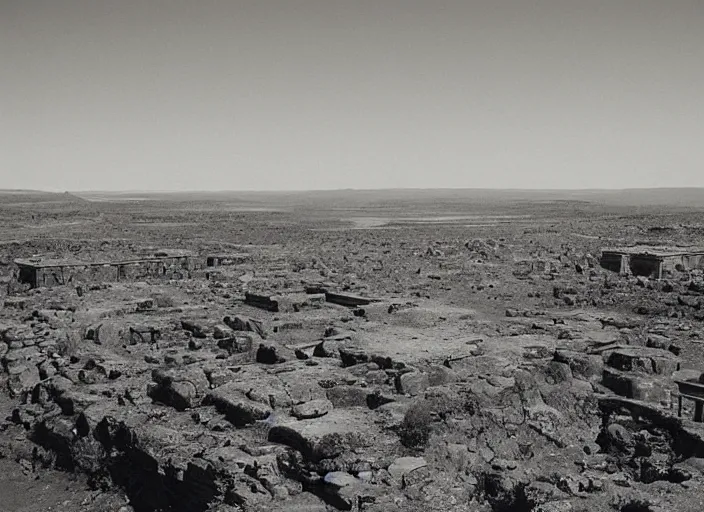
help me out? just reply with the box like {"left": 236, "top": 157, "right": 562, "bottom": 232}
{"left": 1, "top": 1, "right": 703, "bottom": 191}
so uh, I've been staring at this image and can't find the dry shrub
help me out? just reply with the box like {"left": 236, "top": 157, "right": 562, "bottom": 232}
{"left": 398, "top": 388, "right": 475, "bottom": 449}
{"left": 399, "top": 400, "right": 434, "bottom": 449}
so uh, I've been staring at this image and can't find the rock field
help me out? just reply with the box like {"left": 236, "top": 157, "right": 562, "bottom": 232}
{"left": 2, "top": 190, "right": 704, "bottom": 511}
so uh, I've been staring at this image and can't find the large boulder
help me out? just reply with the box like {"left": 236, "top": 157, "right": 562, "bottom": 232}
{"left": 268, "top": 410, "right": 372, "bottom": 461}
{"left": 205, "top": 391, "right": 272, "bottom": 427}
{"left": 553, "top": 350, "right": 603, "bottom": 381}
{"left": 319, "top": 471, "right": 379, "bottom": 510}
{"left": 180, "top": 319, "right": 208, "bottom": 339}
{"left": 206, "top": 373, "right": 293, "bottom": 410}
{"left": 313, "top": 338, "right": 352, "bottom": 358}
{"left": 148, "top": 368, "right": 210, "bottom": 411}
{"left": 395, "top": 371, "right": 430, "bottom": 396}
{"left": 217, "top": 334, "right": 256, "bottom": 355}
{"left": 256, "top": 342, "right": 296, "bottom": 364}
{"left": 606, "top": 347, "right": 679, "bottom": 376}
{"left": 224, "top": 315, "right": 267, "bottom": 339}
{"left": 7, "top": 364, "right": 41, "bottom": 398}
{"left": 213, "top": 324, "right": 233, "bottom": 340}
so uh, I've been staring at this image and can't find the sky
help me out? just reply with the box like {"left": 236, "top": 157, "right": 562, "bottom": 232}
{"left": 1, "top": 0, "right": 703, "bottom": 192}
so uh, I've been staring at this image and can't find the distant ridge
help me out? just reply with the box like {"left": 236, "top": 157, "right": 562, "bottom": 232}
{"left": 69, "top": 187, "right": 704, "bottom": 208}
{"left": 0, "top": 190, "right": 87, "bottom": 205}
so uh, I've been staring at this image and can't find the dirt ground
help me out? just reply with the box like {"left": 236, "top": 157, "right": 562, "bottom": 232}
{"left": 2, "top": 189, "right": 704, "bottom": 512}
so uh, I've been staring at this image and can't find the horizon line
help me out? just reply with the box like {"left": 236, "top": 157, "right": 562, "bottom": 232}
{"left": 4, "top": 186, "right": 704, "bottom": 195}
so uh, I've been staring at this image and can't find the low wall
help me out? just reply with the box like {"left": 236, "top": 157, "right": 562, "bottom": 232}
{"left": 18, "top": 256, "right": 192, "bottom": 288}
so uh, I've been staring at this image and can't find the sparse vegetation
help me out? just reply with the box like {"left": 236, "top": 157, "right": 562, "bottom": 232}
{"left": 399, "top": 400, "right": 434, "bottom": 449}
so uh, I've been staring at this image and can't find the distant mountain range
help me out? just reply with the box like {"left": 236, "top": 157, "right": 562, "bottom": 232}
{"left": 71, "top": 188, "right": 704, "bottom": 207}
{"left": 3, "top": 188, "right": 704, "bottom": 207}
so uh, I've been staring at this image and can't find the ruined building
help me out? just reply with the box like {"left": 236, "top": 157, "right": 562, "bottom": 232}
{"left": 600, "top": 246, "right": 704, "bottom": 279}
{"left": 205, "top": 253, "right": 252, "bottom": 267}
{"left": 14, "top": 250, "right": 193, "bottom": 288}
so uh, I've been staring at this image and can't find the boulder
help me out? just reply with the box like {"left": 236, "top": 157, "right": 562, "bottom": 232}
{"left": 217, "top": 334, "right": 255, "bottom": 355}
{"left": 426, "top": 365, "right": 457, "bottom": 387}
{"left": 320, "top": 471, "right": 378, "bottom": 510}
{"left": 268, "top": 410, "right": 372, "bottom": 461}
{"left": 148, "top": 368, "right": 210, "bottom": 411}
{"left": 205, "top": 368, "right": 236, "bottom": 388}
{"left": 606, "top": 347, "right": 679, "bottom": 376}
{"left": 313, "top": 338, "right": 351, "bottom": 358}
{"left": 553, "top": 350, "right": 603, "bottom": 381}
{"left": 256, "top": 342, "right": 295, "bottom": 364}
{"left": 31, "top": 375, "right": 74, "bottom": 406}
{"left": 213, "top": 324, "right": 233, "bottom": 340}
{"left": 395, "top": 371, "right": 430, "bottom": 396}
{"left": 204, "top": 386, "right": 272, "bottom": 427}
{"left": 365, "top": 369, "right": 389, "bottom": 385}
{"left": 646, "top": 334, "right": 673, "bottom": 351}
{"left": 224, "top": 315, "right": 266, "bottom": 339}
{"left": 599, "top": 423, "right": 635, "bottom": 455}
{"left": 339, "top": 347, "right": 370, "bottom": 367}
{"left": 181, "top": 319, "right": 208, "bottom": 339}
{"left": 7, "top": 364, "right": 40, "bottom": 398}
{"left": 544, "top": 361, "right": 573, "bottom": 385}
{"left": 265, "top": 492, "right": 327, "bottom": 512}
{"left": 55, "top": 390, "right": 102, "bottom": 416}
{"left": 207, "top": 374, "right": 293, "bottom": 410}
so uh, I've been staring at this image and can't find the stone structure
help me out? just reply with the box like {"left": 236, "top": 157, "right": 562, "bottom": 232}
{"left": 324, "top": 291, "right": 380, "bottom": 307}
{"left": 600, "top": 246, "right": 704, "bottom": 279}
{"left": 14, "top": 250, "right": 193, "bottom": 288}
{"left": 205, "top": 253, "right": 251, "bottom": 267}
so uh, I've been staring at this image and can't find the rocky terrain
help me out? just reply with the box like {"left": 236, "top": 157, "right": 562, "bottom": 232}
{"left": 2, "top": 189, "right": 704, "bottom": 511}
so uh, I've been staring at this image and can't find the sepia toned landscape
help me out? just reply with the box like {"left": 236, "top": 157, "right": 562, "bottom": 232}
{"left": 2, "top": 188, "right": 704, "bottom": 511}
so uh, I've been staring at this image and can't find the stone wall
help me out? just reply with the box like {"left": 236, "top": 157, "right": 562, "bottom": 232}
{"left": 18, "top": 256, "right": 192, "bottom": 288}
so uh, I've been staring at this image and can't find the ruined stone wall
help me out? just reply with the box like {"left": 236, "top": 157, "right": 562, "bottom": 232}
{"left": 206, "top": 253, "right": 251, "bottom": 267}
{"left": 600, "top": 253, "right": 623, "bottom": 273}
{"left": 659, "top": 254, "right": 704, "bottom": 275}
{"left": 118, "top": 256, "right": 191, "bottom": 281}
{"left": 662, "top": 256, "right": 686, "bottom": 275}
{"left": 34, "top": 264, "right": 116, "bottom": 287}
{"left": 23, "top": 256, "right": 192, "bottom": 288}
{"left": 629, "top": 255, "right": 662, "bottom": 278}
{"left": 682, "top": 254, "right": 704, "bottom": 270}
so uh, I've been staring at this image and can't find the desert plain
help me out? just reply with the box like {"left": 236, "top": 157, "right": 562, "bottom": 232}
{"left": 2, "top": 189, "right": 704, "bottom": 512}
